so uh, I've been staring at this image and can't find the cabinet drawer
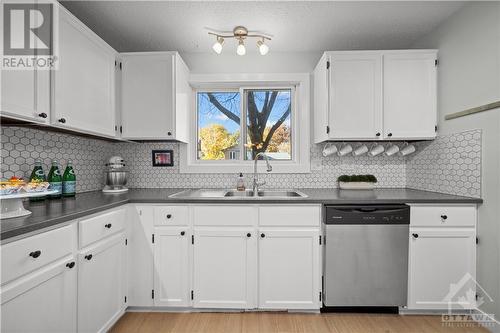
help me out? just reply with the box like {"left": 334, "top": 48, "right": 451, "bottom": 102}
{"left": 79, "top": 209, "right": 126, "bottom": 247}
{"left": 410, "top": 205, "right": 476, "bottom": 227}
{"left": 259, "top": 205, "right": 321, "bottom": 227}
{"left": 193, "top": 206, "right": 256, "bottom": 226}
{"left": 154, "top": 206, "right": 189, "bottom": 226}
{"left": 1, "top": 225, "right": 74, "bottom": 285}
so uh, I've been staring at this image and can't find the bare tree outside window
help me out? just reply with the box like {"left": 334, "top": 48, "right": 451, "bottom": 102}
{"left": 197, "top": 89, "right": 292, "bottom": 161}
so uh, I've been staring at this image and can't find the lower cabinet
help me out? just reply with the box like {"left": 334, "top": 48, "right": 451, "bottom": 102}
{"left": 408, "top": 228, "right": 476, "bottom": 310}
{"left": 78, "top": 233, "right": 126, "bottom": 333}
{"left": 154, "top": 227, "right": 191, "bottom": 306}
{"left": 193, "top": 228, "right": 257, "bottom": 309}
{"left": 258, "top": 229, "right": 321, "bottom": 309}
{"left": 1, "top": 256, "right": 77, "bottom": 333}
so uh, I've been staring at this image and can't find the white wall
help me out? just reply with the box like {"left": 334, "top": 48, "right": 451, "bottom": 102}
{"left": 413, "top": 2, "right": 500, "bottom": 324}
{"left": 180, "top": 52, "right": 321, "bottom": 74}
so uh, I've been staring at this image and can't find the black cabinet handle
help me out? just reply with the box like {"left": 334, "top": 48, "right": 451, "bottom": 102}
{"left": 260, "top": 233, "right": 265, "bottom": 238}
{"left": 166, "top": 214, "right": 172, "bottom": 219}
{"left": 376, "top": 132, "right": 381, "bottom": 137}
{"left": 85, "top": 254, "right": 93, "bottom": 260}
{"left": 441, "top": 215, "right": 448, "bottom": 220}
{"left": 167, "top": 131, "right": 172, "bottom": 136}
{"left": 58, "top": 118, "right": 66, "bottom": 123}
{"left": 66, "top": 262, "right": 75, "bottom": 269}
{"left": 247, "top": 233, "right": 251, "bottom": 238}
{"left": 387, "top": 133, "right": 393, "bottom": 137}
{"left": 38, "top": 112, "right": 47, "bottom": 119}
{"left": 29, "top": 250, "right": 41, "bottom": 258}
{"left": 181, "top": 231, "right": 185, "bottom": 236}
{"left": 105, "top": 223, "right": 112, "bottom": 228}
{"left": 412, "top": 233, "right": 419, "bottom": 239}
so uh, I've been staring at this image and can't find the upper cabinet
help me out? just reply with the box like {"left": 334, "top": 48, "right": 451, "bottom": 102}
{"left": 120, "top": 52, "right": 190, "bottom": 141}
{"left": 53, "top": 6, "right": 118, "bottom": 138}
{"left": 313, "top": 50, "right": 437, "bottom": 143}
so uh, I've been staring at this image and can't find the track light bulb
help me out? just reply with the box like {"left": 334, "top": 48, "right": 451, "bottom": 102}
{"left": 212, "top": 37, "right": 224, "bottom": 54}
{"left": 257, "top": 39, "right": 269, "bottom": 55}
{"left": 236, "top": 39, "right": 246, "bottom": 56}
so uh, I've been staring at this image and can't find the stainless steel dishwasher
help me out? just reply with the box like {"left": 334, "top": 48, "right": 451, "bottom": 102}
{"left": 323, "top": 205, "right": 410, "bottom": 308}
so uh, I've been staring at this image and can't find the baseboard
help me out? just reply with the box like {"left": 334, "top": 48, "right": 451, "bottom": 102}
{"left": 100, "top": 308, "right": 126, "bottom": 333}
{"left": 472, "top": 308, "right": 500, "bottom": 333}
{"left": 125, "top": 306, "right": 319, "bottom": 314}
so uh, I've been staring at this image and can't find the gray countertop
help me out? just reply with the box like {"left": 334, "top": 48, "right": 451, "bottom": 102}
{"left": 0, "top": 188, "right": 482, "bottom": 241}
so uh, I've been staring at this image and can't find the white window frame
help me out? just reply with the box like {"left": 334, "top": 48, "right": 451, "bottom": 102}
{"left": 180, "top": 73, "right": 311, "bottom": 174}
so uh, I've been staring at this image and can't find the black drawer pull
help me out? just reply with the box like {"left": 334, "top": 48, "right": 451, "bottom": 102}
{"left": 58, "top": 118, "right": 66, "bottom": 123}
{"left": 66, "top": 262, "right": 75, "bottom": 269}
{"left": 38, "top": 112, "right": 47, "bottom": 118}
{"left": 260, "top": 233, "right": 265, "bottom": 238}
{"left": 29, "top": 250, "right": 41, "bottom": 258}
{"left": 412, "top": 233, "right": 419, "bottom": 239}
{"left": 105, "top": 223, "right": 112, "bottom": 228}
{"left": 166, "top": 214, "right": 172, "bottom": 219}
{"left": 181, "top": 231, "right": 185, "bottom": 236}
{"left": 441, "top": 215, "right": 448, "bottom": 220}
{"left": 387, "top": 133, "right": 393, "bottom": 137}
{"left": 247, "top": 233, "right": 251, "bottom": 238}
{"left": 375, "top": 132, "right": 381, "bottom": 137}
{"left": 85, "top": 254, "right": 93, "bottom": 260}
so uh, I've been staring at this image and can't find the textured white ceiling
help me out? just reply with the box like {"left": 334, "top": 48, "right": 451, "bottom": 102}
{"left": 60, "top": 1, "right": 465, "bottom": 53}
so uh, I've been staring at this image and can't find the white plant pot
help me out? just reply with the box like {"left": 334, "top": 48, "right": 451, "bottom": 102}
{"left": 339, "top": 182, "right": 376, "bottom": 190}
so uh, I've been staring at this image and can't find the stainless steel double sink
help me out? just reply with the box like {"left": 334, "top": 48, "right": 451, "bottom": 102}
{"left": 169, "top": 189, "right": 308, "bottom": 199}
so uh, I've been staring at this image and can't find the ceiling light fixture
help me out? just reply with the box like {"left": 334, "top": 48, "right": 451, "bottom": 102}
{"left": 212, "top": 37, "right": 224, "bottom": 54}
{"left": 207, "top": 26, "right": 272, "bottom": 56}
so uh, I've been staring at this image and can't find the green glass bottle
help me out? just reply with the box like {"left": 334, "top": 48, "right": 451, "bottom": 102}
{"left": 47, "top": 160, "right": 62, "bottom": 199}
{"left": 29, "top": 159, "right": 46, "bottom": 202}
{"left": 62, "top": 161, "right": 76, "bottom": 197}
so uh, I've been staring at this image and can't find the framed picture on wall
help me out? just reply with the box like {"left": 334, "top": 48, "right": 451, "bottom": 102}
{"left": 152, "top": 150, "right": 174, "bottom": 167}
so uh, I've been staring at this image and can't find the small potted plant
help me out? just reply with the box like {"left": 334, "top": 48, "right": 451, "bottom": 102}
{"left": 338, "top": 174, "right": 378, "bottom": 190}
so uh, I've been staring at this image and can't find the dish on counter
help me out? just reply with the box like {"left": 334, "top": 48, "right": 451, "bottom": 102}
{"left": 0, "top": 177, "right": 50, "bottom": 196}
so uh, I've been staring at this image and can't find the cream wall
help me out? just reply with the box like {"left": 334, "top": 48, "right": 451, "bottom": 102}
{"left": 413, "top": 2, "right": 500, "bottom": 325}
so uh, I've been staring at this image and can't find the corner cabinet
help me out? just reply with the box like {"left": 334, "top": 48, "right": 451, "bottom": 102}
{"left": 120, "top": 52, "right": 190, "bottom": 141}
{"left": 53, "top": 6, "right": 118, "bottom": 138}
{"left": 313, "top": 50, "right": 437, "bottom": 142}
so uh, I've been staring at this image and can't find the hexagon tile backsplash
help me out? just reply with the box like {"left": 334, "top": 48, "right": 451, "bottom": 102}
{"left": 406, "top": 129, "right": 482, "bottom": 198}
{"left": 1, "top": 126, "right": 481, "bottom": 197}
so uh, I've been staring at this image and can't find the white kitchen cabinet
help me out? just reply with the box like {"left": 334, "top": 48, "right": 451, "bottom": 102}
{"left": 1, "top": 68, "right": 50, "bottom": 123}
{"left": 1, "top": 256, "right": 77, "bottom": 333}
{"left": 154, "top": 226, "right": 191, "bottom": 306}
{"left": 120, "top": 52, "right": 190, "bottom": 141}
{"left": 193, "top": 228, "right": 257, "bottom": 309}
{"left": 258, "top": 229, "right": 320, "bottom": 309}
{"left": 313, "top": 50, "right": 437, "bottom": 142}
{"left": 383, "top": 52, "right": 437, "bottom": 140}
{"left": 53, "top": 6, "right": 117, "bottom": 138}
{"left": 408, "top": 228, "right": 476, "bottom": 310}
{"left": 78, "top": 233, "right": 126, "bottom": 333}
{"left": 128, "top": 206, "right": 154, "bottom": 307}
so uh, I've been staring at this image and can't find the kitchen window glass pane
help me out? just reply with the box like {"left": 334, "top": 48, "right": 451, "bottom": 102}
{"left": 245, "top": 89, "right": 292, "bottom": 160}
{"left": 197, "top": 92, "right": 241, "bottom": 160}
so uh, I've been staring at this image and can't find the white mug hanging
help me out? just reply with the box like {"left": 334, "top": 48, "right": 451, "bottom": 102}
{"left": 337, "top": 143, "right": 353, "bottom": 156}
{"left": 322, "top": 143, "right": 338, "bottom": 157}
{"left": 385, "top": 143, "right": 400, "bottom": 156}
{"left": 399, "top": 143, "right": 416, "bottom": 156}
{"left": 369, "top": 143, "right": 385, "bottom": 157}
{"left": 352, "top": 144, "right": 368, "bottom": 156}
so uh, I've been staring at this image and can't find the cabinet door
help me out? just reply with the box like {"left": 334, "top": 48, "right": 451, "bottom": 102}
{"left": 313, "top": 53, "right": 330, "bottom": 143}
{"left": 54, "top": 8, "right": 116, "bottom": 137}
{"left": 1, "top": 256, "right": 77, "bottom": 333}
{"left": 128, "top": 206, "right": 154, "bottom": 307}
{"left": 121, "top": 53, "right": 175, "bottom": 139}
{"left": 383, "top": 52, "right": 437, "bottom": 139}
{"left": 328, "top": 52, "right": 382, "bottom": 140}
{"left": 1, "top": 69, "right": 50, "bottom": 123}
{"left": 258, "top": 229, "right": 320, "bottom": 309}
{"left": 154, "top": 227, "right": 190, "bottom": 306}
{"left": 408, "top": 228, "right": 476, "bottom": 310}
{"left": 193, "top": 228, "right": 256, "bottom": 309}
{"left": 78, "top": 234, "right": 125, "bottom": 333}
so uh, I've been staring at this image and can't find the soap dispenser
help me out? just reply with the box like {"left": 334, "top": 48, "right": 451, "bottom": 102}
{"left": 236, "top": 173, "right": 246, "bottom": 191}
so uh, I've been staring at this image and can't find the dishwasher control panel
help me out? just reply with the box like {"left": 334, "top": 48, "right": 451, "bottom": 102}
{"left": 324, "top": 205, "right": 410, "bottom": 225}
